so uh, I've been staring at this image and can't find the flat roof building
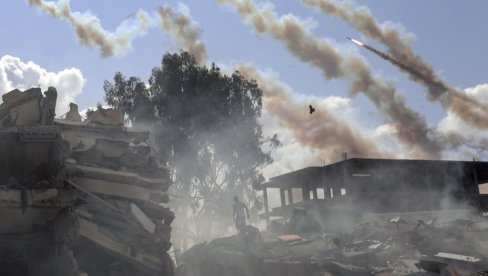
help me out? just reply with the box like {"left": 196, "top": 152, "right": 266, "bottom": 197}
{"left": 258, "top": 158, "right": 488, "bottom": 220}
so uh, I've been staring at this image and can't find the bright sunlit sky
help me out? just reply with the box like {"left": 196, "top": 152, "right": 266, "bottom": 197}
{"left": 1, "top": 0, "right": 487, "bottom": 177}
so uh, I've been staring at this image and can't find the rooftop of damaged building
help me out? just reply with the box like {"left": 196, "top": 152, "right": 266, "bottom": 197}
{"left": 257, "top": 158, "right": 488, "bottom": 221}
{"left": 0, "top": 87, "right": 175, "bottom": 276}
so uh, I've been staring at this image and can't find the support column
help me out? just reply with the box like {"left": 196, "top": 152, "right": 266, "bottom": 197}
{"left": 312, "top": 188, "right": 318, "bottom": 200}
{"left": 288, "top": 188, "right": 293, "bottom": 205}
{"left": 302, "top": 187, "right": 310, "bottom": 201}
{"left": 280, "top": 188, "right": 286, "bottom": 207}
{"left": 263, "top": 188, "right": 269, "bottom": 222}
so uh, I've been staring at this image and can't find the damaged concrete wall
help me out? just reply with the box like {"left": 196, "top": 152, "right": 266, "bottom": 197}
{"left": 0, "top": 87, "right": 175, "bottom": 276}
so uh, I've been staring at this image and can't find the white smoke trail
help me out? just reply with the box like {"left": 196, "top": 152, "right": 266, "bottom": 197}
{"left": 28, "top": 0, "right": 209, "bottom": 63}
{"left": 157, "top": 4, "right": 208, "bottom": 64}
{"left": 235, "top": 63, "right": 394, "bottom": 160}
{"left": 28, "top": 0, "right": 153, "bottom": 58}
{"left": 301, "top": 0, "right": 488, "bottom": 129}
{"left": 217, "top": 0, "right": 441, "bottom": 159}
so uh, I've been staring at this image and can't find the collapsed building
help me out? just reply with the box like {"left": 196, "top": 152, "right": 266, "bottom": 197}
{"left": 259, "top": 158, "right": 488, "bottom": 224}
{"left": 177, "top": 159, "right": 488, "bottom": 275}
{"left": 0, "top": 87, "right": 175, "bottom": 276}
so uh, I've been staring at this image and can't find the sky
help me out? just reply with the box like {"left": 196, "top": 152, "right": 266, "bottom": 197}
{"left": 1, "top": 0, "right": 487, "bottom": 179}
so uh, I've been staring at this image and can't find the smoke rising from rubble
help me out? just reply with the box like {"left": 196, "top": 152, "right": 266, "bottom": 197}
{"left": 217, "top": 0, "right": 442, "bottom": 159}
{"left": 167, "top": 120, "right": 271, "bottom": 244}
{"left": 302, "top": 0, "right": 488, "bottom": 129}
{"left": 0, "top": 54, "right": 85, "bottom": 114}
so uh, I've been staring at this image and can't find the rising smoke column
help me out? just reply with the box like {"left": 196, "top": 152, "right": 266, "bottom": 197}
{"left": 217, "top": 0, "right": 441, "bottom": 158}
{"left": 302, "top": 0, "right": 488, "bottom": 129}
{"left": 27, "top": 0, "right": 153, "bottom": 58}
{"left": 157, "top": 6, "right": 208, "bottom": 64}
{"left": 236, "top": 64, "right": 393, "bottom": 160}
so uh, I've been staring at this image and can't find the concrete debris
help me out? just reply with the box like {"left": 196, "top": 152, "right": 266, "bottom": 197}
{"left": 66, "top": 103, "right": 83, "bottom": 122}
{"left": 84, "top": 107, "right": 123, "bottom": 126}
{"left": 3, "top": 86, "right": 488, "bottom": 276}
{"left": 130, "top": 202, "right": 157, "bottom": 234}
{"left": 270, "top": 207, "right": 322, "bottom": 236}
{"left": 0, "top": 87, "right": 174, "bottom": 275}
{"left": 177, "top": 207, "right": 488, "bottom": 276}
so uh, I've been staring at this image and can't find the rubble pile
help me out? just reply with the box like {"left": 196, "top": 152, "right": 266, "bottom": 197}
{"left": 0, "top": 87, "right": 175, "bottom": 276}
{"left": 177, "top": 212, "right": 488, "bottom": 276}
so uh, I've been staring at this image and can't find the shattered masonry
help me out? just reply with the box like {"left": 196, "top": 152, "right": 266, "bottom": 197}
{"left": 0, "top": 87, "right": 175, "bottom": 275}
{"left": 3, "top": 86, "right": 488, "bottom": 276}
{"left": 178, "top": 159, "right": 488, "bottom": 275}
{"left": 259, "top": 158, "right": 488, "bottom": 218}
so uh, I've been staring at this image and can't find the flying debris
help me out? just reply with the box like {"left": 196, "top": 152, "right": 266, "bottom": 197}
{"left": 309, "top": 104, "right": 316, "bottom": 114}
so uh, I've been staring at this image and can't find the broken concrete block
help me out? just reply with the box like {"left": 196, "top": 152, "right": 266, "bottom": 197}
{"left": 96, "top": 139, "right": 128, "bottom": 158}
{"left": 78, "top": 218, "right": 164, "bottom": 272}
{"left": 84, "top": 107, "right": 122, "bottom": 126}
{"left": 40, "top": 87, "right": 57, "bottom": 125}
{"left": 23, "top": 87, "right": 43, "bottom": 98}
{"left": 2, "top": 89, "right": 23, "bottom": 104}
{"left": 323, "top": 261, "right": 372, "bottom": 276}
{"left": 65, "top": 103, "right": 82, "bottom": 122}
{"left": 9, "top": 98, "right": 40, "bottom": 126}
{"left": 142, "top": 201, "right": 175, "bottom": 223}
{"left": 262, "top": 259, "right": 318, "bottom": 276}
{"left": 0, "top": 87, "right": 174, "bottom": 275}
{"left": 72, "top": 177, "right": 162, "bottom": 202}
{"left": 435, "top": 252, "right": 481, "bottom": 263}
{"left": 29, "top": 189, "right": 58, "bottom": 202}
{"left": 130, "top": 203, "right": 156, "bottom": 234}
{"left": 277, "top": 235, "right": 303, "bottom": 243}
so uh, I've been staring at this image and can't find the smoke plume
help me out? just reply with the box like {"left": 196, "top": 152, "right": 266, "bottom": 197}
{"left": 302, "top": 0, "right": 488, "bottom": 129}
{"left": 158, "top": 5, "right": 208, "bottom": 64}
{"left": 217, "top": 0, "right": 441, "bottom": 158}
{"left": 27, "top": 0, "right": 153, "bottom": 58}
{"left": 236, "top": 63, "right": 393, "bottom": 160}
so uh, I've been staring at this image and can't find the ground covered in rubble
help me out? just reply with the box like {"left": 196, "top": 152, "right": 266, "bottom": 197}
{"left": 176, "top": 213, "right": 488, "bottom": 276}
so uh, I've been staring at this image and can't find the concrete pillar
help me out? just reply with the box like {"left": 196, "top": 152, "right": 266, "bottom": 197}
{"left": 288, "top": 188, "right": 293, "bottom": 205}
{"left": 280, "top": 188, "right": 286, "bottom": 207}
{"left": 302, "top": 187, "right": 310, "bottom": 201}
{"left": 263, "top": 188, "right": 269, "bottom": 222}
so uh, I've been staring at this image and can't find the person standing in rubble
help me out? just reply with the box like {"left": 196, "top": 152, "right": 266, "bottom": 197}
{"left": 233, "top": 196, "right": 250, "bottom": 231}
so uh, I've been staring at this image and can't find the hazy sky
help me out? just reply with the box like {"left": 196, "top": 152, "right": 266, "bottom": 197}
{"left": 1, "top": 0, "right": 487, "bottom": 177}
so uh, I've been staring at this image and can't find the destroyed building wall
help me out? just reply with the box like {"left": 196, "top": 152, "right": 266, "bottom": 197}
{"left": 0, "top": 87, "right": 175, "bottom": 276}
{"left": 179, "top": 161, "right": 488, "bottom": 276}
{"left": 259, "top": 158, "right": 488, "bottom": 222}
